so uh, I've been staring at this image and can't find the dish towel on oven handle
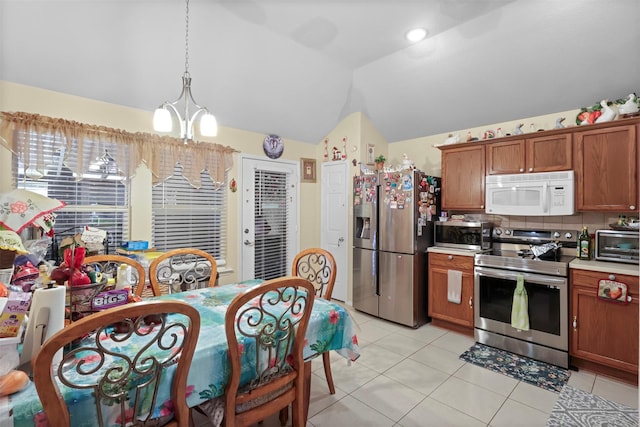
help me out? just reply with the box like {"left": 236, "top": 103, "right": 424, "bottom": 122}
{"left": 447, "top": 269, "right": 462, "bottom": 304}
{"left": 511, "top": 274, "right": 530, "bottom": 331}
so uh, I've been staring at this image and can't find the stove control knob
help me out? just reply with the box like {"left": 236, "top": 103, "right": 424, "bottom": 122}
{"left": 505, "top": 229, "right": 512, "bottom": 236}
{"left": 553, "top": 232, "right": 560, "bottom": 238}
{"left": 564, "top": 232, "right": 573, "bottom": 239}
{"left": 495, "top": 229, "right": 502, "bottom": 236}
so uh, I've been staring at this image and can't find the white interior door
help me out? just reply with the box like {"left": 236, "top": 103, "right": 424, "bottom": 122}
{"left": 240, "top": 155, "right": 298, "bottom": 281}
{"left": 321, "top": 160, "right": 349, "bottom": 303}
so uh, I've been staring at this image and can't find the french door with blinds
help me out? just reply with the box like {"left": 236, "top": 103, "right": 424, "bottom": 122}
{"left": 241, "top": 155, "right": 298, "bottom": 281}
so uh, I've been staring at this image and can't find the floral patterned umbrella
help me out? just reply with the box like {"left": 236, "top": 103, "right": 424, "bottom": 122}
{"left": 0, "top": 189, "right": 66, "bottom": 234}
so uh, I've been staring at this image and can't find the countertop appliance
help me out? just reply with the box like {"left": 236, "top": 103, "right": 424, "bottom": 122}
{"left": 434, "top": 221, "right": 492, "bottom": 251}
{"left": 353, "top": 170, "right": 440, "bottom": 328}
{"left": 474, "top": 227, "right": 577, "bottom": 368}
{"left": 595, "top": 229, "right": 639, "bottom": 264}
{"left": 485, "top": 170, "right": 574, "bottom": 216}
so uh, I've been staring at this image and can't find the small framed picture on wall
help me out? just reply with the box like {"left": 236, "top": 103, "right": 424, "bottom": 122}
{"left": 366, "top": 144, "right": 376, "bottom": 165}
{"left": 301, "top": 158, "right": 316, "bottom": 183}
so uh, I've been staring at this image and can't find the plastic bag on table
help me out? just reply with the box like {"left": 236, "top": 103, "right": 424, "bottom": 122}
{"left": 22, "top": 236, "right": 53, "bottom": 265}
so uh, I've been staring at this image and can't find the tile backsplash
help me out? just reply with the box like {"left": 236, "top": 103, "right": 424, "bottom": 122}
{"left": 451, "top": 212, "right": 638, "bottom": 234}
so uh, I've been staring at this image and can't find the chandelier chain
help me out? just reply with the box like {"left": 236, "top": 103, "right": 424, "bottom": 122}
{"left": 184, "top": 0, "right": 190, "bottom": 74}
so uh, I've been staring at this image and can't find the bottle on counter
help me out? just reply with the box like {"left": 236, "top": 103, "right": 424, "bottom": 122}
{"left": 578, "top": 226, "right": 591, "bottom": 260}
{"left": 116, "top": 263, "right": 131, "bottom": 290}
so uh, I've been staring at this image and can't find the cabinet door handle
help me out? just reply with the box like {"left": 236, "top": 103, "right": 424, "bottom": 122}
{"left": 572, "top": 315, "right": 577, "bottom": 331}
{"left": 609, "top": 274, "right": 616, "bottom": 280}
{"left": 519, "top": 168, "right": 524, "bottom": 172}
{"left": 631, "top": 205, "right": 636, "bottom": 210}
{"left": 469, "top": 296, "right": 473, "bottom": 308}
{"left": 528, "top": 167, "right": 533, "bottom": 172}
{"left": 448, "top": 255, "right": 453, "bottom": 261}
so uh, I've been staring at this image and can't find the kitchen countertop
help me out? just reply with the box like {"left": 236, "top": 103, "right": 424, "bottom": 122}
{"left": 427, "top": 247, "right": 640, "bottom": 276}
{"left": 570, "top": 259, "right": 640, "bottom": 276}
{"left": 427, "top": 247, "right": 480, "bottom": 257}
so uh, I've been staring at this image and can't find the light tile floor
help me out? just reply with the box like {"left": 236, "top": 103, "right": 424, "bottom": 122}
{"left": 194, "top": 304, "right": 639, "bottom": 427}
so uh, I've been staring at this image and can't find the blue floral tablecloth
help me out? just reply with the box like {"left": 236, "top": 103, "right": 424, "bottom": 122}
{"left": 7, "top": 280, "right": 360, "bottom": 427}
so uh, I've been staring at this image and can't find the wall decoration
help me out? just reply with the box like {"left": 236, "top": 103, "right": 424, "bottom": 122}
{"left": 341, "top": 137, "right": 347, "bottom": 160}
{"left": 323, "top": 138, "right": 329, "bottom": 161}
{"left": 366, "top": 144, "right": 376, "bottom": 165}
{"left": 263, "top": 134, "right": 284, "bottom": 159}
{"left": 301, "top": 158, "right": 316, "bottom": 183}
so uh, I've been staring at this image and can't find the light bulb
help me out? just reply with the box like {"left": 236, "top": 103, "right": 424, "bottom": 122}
{"left": 405, "top": 28, "right": 427, "bottom": 43}
{"left": 153, "top": 108, "right": 172, "bottom": 132}
{"left": 200, "top": 112, "right": 218, "bottom": 137}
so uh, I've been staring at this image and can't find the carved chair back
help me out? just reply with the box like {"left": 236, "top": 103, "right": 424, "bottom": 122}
{"left": 32, "top": 300, "right": 200, "bottom": 427}
{"left": 224, "top": 276, "right": 315, "bottom": 427}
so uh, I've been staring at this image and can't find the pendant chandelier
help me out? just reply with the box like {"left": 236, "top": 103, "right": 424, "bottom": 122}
{"left": 153, "top": 0, "right": 217, "bottom": 143}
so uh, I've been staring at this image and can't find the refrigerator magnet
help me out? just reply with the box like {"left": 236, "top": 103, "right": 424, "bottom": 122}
{"left": 403, "top": 175, "right": 413, "bottom": 191}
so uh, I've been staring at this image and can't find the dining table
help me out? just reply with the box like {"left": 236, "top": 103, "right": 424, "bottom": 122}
{"left": 1, "top": 279, "right": 361, "bottom": 427}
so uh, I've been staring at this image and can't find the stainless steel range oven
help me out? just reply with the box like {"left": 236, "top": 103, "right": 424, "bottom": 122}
{"left": 474, "top": 228, "right": 577, "bottom": 368}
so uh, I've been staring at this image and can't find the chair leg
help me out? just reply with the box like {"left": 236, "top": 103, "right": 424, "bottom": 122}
{"left": 279, "top": 407, "right": 289, "bottom": 426}
{"left": 322, "top": 352, "right": 336, "bottom": 395}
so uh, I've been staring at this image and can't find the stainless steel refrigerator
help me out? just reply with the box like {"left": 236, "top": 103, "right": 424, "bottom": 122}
{"left": 353, "top": 169, "right": 440, "bottom": 328}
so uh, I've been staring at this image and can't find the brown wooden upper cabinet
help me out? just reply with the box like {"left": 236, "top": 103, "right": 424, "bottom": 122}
{"left": 574, "top": 123, "right": 637, "bottom": 212}
{"left": 486, "top": 134, "right": 572, "bottom": 175}
{"left": 441, "top": 144, "right": 485, "bottom": 210}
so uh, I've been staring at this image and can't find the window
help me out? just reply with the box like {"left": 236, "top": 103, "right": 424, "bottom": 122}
{"left": 152, "top": 163, "right": 227, "bottom": 264}
{"left": 253, "top": 169, "right": 288, "bottom": 280}
{"left": 12, "top": 131, "right": 129, "bottom": 261}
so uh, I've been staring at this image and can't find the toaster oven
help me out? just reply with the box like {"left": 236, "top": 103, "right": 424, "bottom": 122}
{"left": 434, "top": 221, "right": 492, "bottom": 251}
{"left": 595, "top": 230, "right": 639, "bottom": 264}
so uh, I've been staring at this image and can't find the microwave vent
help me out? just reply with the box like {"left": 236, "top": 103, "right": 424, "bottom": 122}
{"left": 486, "top": 171, "right": 573, "bottom": 184}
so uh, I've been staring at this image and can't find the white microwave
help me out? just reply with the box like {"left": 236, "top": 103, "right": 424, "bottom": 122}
{"left": 485, "top": 171, "right": 574, "bottom": 216}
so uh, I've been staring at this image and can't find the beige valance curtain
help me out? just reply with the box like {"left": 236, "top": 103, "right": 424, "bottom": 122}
{"left": 0, "top": 112, "right": 236, "bottom": 188}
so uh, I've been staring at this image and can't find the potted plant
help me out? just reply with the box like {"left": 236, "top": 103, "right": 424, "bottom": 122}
{"left": 374, "top": 154, "right": 386, "bottom": 170}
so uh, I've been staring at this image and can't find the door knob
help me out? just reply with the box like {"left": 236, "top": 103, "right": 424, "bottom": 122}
{"left": 338, "top": 237, "right": 345, "bottom": 247}
{"left": 244, "top": 240, "right": 254, "bottom": 246}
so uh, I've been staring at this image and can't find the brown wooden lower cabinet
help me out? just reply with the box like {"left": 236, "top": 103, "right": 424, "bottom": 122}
{"left": 428, "top": 252, "right": 474, "bottom": 330}
{"left": 570, "top": 269, "right": 639, "bottom": 383}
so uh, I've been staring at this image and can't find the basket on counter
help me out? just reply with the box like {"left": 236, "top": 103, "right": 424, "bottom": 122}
{"left": 67, "top": 278, "right": 113, "bottom": 320}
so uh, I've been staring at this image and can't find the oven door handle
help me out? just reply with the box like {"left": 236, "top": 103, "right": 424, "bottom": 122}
{"left": 475, "top": 266, "right": 566, "bottom": 287}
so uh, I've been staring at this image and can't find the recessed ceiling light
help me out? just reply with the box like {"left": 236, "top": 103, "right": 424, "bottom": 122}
{"left": 405, "top": 28, "right": 428, "bottom": 43}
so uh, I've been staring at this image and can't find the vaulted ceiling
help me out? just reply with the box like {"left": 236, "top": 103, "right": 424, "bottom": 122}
{"left": 1, "top": 0, "right": 639, "bottom": 143}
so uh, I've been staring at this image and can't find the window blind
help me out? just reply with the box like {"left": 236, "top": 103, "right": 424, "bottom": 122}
{"left": 253, "top": 169, "right": 288, "bottom": 280}
{"left": 12, "top": 132, "right": 129, "bottom": 261}
{"left": 152, "top": 164, "right": 227, "bottom": 263}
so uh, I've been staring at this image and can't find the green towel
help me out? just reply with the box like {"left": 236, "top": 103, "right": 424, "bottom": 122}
{"left": 511, "top": 275, "right": 530, "bottom": 331}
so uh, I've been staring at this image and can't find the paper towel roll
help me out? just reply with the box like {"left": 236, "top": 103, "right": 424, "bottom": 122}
{"left": 19, "top": 285, "right": 66, "bottom": 368}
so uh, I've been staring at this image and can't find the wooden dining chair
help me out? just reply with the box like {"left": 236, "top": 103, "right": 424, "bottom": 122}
{"left": 224, "top": 276, "right": 315, "bottom": 427}
{"left": 292, "top": 248, "right": 337, "bottom": 394}
{"left": 149, "top": 248, "right": 218, "bottom": 295}
{"left": 32, "top": 300, "right": 200, "bottom": 427}
{"left": 83, "top": 254, "right": 156, "bottom": 297}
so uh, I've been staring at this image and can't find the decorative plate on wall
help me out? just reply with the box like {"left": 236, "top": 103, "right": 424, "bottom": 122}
{"left": 263, "top": 134, "right": 284, "bottom": 159}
